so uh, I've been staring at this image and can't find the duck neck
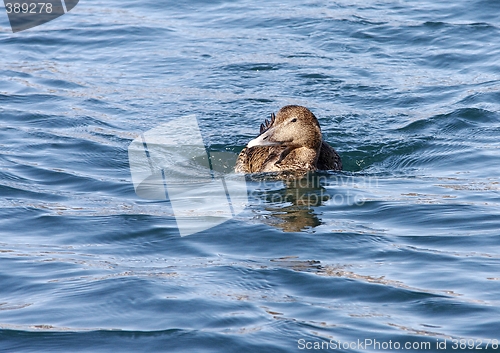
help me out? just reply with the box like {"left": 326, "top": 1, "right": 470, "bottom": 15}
{"left": 276, "top": 146, "right": 319, "bottom": 170}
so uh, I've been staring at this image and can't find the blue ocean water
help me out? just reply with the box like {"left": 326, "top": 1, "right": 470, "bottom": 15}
{"left": 1, "top": 0, "right": 500, "bottom": 352}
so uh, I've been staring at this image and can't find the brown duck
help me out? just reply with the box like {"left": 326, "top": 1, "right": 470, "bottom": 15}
{"left": 235, "top": 105, "right": 342, "bottom": 173}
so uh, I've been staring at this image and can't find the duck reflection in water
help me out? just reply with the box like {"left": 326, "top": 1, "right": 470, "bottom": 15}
{"left": 246, "top": 173, "right": 331, "bottom": 232}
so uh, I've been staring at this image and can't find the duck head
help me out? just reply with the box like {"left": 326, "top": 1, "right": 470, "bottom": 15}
{"left": 247, "top": 105, "right": 322, "bottom": 151}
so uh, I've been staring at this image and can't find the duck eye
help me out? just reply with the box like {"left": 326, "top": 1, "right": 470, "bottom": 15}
{"left": 291, "top": 118, "right": 297, "bottom": 123}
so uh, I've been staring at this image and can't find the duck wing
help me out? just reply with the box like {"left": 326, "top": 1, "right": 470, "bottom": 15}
{"left": 260, "top": 113, "right": 276, "bottom": 135}
{"left": 235, "top": 145, "right": 284, "bottom": 173}
{"left": 317, "top": 141, "right": 342, "bottom": 171}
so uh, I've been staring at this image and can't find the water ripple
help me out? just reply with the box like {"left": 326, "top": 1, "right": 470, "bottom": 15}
{"left": 1, "top": 0, "right": 500, "bottom": 351}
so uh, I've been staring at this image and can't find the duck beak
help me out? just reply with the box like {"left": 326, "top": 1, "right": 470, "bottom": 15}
{"left": 247, "top": 127, "right": 282, "bottom": 148}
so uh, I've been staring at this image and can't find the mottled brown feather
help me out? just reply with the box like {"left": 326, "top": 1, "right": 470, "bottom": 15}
{"left": 235, "top": 106, "right": 342, "bottom": 174}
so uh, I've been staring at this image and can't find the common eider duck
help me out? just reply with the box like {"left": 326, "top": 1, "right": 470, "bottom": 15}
{"left": 235, "top": 105, "right": 342, "bottom": 173}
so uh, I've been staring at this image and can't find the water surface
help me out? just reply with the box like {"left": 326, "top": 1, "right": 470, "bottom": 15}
{"left": 1, "top": 0, "right": 500, "bottom": 352}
